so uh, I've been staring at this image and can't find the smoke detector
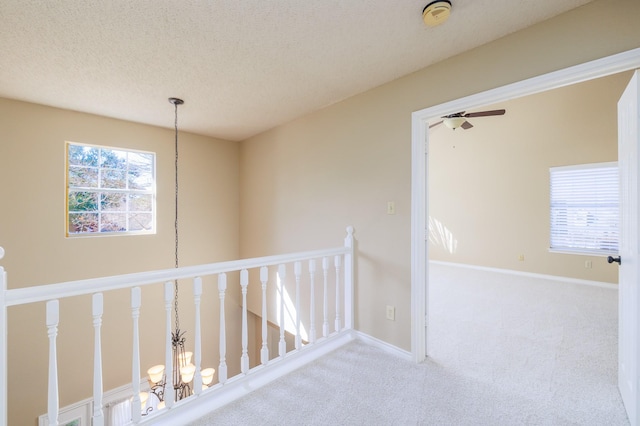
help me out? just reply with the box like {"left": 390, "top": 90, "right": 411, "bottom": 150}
{"left": 422, "top": 1, "right": 452, "bottom": 27}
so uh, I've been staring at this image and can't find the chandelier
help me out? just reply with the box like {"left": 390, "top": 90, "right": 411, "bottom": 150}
{"left": 141, "top": 97, "right": 215, "bottom": 412}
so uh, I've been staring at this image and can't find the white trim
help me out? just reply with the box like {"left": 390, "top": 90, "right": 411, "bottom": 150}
{"left": 410, "top": 112, "right": 428, "bottom": 364}
{"left": 353, "top": 330, "right": 413, "bottom": 361}
{"left": 411, "top": 47, "right": 640, "bottom": 362}
{"left": 429, "top": 260, "right": 619, "bottom": 290}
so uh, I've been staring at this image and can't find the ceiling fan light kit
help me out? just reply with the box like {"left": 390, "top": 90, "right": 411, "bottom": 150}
{"left": 443, "top": 116, "right": 466, "bottom": 129}
{"left": 423, "top": 0, "right": 452, "bottom": 27}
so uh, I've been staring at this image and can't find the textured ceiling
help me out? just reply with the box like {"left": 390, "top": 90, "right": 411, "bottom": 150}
{"left": 0, "top": 0, "right": 594, "bottom": 141}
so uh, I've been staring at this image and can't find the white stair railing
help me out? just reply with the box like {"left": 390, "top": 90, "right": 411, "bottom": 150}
{"left": 1, "top": 227, "right": 355, "bottom": 426}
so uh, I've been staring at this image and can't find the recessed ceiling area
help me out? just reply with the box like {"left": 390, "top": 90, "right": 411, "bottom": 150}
{"left": 0, "top": 0, "right": 595, "bottom": 141}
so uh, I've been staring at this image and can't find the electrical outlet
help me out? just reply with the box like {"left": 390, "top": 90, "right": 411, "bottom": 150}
{"left": 585, "top": 260, "right": 593, "bottom": 269}
{"left": 387, "top": 201, "right": 396, "bottom": 215}
{"left": 386, "top": 305, "right": 395, "bottom": 321}
{"left": 518, "top": 254, "right": 524, "bottom": 261}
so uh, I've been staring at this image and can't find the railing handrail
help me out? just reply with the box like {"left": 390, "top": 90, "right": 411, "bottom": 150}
{"left": 4, "top": 246, "right": 349, "bottom": 307}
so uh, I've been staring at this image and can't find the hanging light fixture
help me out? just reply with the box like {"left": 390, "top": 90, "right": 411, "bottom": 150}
{"left": 144, "top": 98, "right": 215, "bottom": 410}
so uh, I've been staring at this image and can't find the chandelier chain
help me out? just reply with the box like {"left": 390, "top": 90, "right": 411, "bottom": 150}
{"left": 173, "top": 99, "right": 180, "bottom": 333}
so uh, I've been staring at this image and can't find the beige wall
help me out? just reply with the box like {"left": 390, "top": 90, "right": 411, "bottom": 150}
{"left": 0, "top": 98, "right": 241, "bottom": 424}
{"left": 429, "top": 71, "right": 631, "bottom": 283}
{"left": 240, "top": 0, "right": 640, "bottom": 353}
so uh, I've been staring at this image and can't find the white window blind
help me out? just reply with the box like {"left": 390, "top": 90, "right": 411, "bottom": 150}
{"left": 550, "top": 162, "right": 618, "bottom": 255}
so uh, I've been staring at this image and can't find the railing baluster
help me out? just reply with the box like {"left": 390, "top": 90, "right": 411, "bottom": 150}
{"left": 344, "top": 226, "right": 355, "bottom": 329}
{"left": 260, "top": 267, "right": 269, "bottom": 365}
{"left": 277, "top": 264, "right": 286, "bottom": 357}
{"left": 163, "top": 282, "right": 175, "bottom": 407}
{"left": 308, "top": 259, "right": 317, "bottom": 344}
{"left": 322, "top": 257, "right": 329, "bottom": 338}
{"left": 334, "top": 256, "right": 342, "bottom": 332}
{"left": 46, "top": 300, "right": 59, "bottom": 426}
{"left": 240, "top": 269, "right": 249, "bottom": 373}
{"left": 218, "top": 274, "right": 228, "bottom": 383}
{"left": 294, "top": 262, "right": 302, "bottom": 350}
{"left": 193, "top": 277, "right": 203, "bottom": 395}
{"left": 131, "top": 287, "right": 142, "bottom": 423}
{"left": 92, "top": 293, "right": 104, "bottom": 426}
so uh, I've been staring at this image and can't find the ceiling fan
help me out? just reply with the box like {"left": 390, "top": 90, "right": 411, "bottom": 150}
{"left": 429, "top": 109, "right": 506, "bottom": 130}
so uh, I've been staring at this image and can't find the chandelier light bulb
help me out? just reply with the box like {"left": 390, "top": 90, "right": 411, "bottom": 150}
{"left": 201, "top": 367, "right": 216, "bottom": 385}
{"left": 180, "top": 363, "right": 196, "bottom": 383}
{"left": 147, "top": 365, "right": 165, "bottom": 384}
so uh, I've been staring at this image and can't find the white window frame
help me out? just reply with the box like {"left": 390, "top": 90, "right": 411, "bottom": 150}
{"left": 65, "top": 141, "right": 156, "bottom": 237}
{"left": 549, "top": 161, "right": 618, "bottom": 256}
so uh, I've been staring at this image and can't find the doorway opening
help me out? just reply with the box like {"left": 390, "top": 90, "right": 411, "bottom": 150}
{"left": 410, "top": 48, "right": 640, "bottom": 363}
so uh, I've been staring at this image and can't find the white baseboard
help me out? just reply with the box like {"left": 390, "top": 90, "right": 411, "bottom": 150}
{"left": 353, "top": 330, "right": 412, "bottom": 362}
{"left": 429, "top": 260, "right": 618, "bottom": 290}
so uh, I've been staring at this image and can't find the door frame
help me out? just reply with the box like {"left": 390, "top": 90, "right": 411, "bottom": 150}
{"left": 410, "top": 47, "right": 640, "bottom": 363}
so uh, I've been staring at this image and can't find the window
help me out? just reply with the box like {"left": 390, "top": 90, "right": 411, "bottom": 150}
{"left": 549, "top": 162, "right": 618, "bottom": 255}
{"left": 66, "top": 142, "right": 156, "bottom": 236}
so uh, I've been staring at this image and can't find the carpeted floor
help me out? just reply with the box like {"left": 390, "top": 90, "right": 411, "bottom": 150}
{"left": 188, "top": 263, "right": 629, "bottom": 425}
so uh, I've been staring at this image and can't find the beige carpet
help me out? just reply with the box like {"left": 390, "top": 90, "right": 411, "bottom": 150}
{"left": 188, "top": 263, "right": 628, "bottom": 425}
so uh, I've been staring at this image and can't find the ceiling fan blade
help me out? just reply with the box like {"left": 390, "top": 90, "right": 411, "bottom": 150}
{"left": 461, "top": 120, "right": 473, "bottom": 130}
{"left": 463, "top": 109, "right": 506, "bottom": 118}
{"left": 429, "top": 120, "right": 443, "bottom": 129}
